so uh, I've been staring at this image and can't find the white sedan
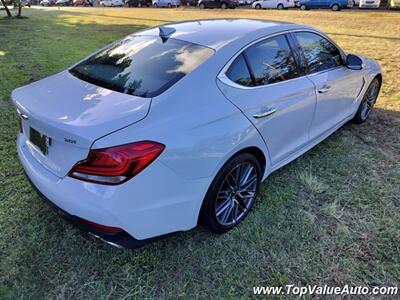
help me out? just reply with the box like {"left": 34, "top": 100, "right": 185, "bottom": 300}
{"left": 13, "top": 20, "right": 382, "bottom": 248}
{"left": 100, "top": 0, "right": 124, "bottom": 6}
{"left": 252, "top": 0, "right": 295, "bottom": 9}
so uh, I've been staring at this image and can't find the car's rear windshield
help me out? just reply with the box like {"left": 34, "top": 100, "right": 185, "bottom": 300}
{"left": 69, "top": 35, "right": 214, "bottom": 98}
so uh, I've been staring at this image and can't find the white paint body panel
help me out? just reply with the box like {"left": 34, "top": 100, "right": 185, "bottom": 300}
{"left": 252, "top": 0, "right": 296, "bottom": 8}
{"left": 14, "top": 19, "right": 382, "bottom": 241}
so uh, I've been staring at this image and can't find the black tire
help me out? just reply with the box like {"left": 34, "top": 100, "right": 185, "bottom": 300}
{"left": 220, "top": 2, "right": 227, "bottom": 8}
{"left": 199, "top": 2, "right": 204, "bottom": 8}
{"left": 352, "top": 78, "right": 381, "bottom": 124}
{"left": 199, "top": 153, "right": 262, "bottom": 233}
{"left": 167, "top": 2, "right": 171, "bottom": 7}
{"left": 300, "top": 4, "right": 307, "bottom": 9}
{"left": 255, "top": 3, "right": 261, "bottom": 8}
{"left": 331, "top": 3, "right": 340, "bottom": 10}
{"left": 277, "top": 3, "right": 283, "bottom": 9}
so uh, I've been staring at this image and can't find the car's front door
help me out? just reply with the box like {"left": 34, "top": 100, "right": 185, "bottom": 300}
{"left": 217, "top": 34, "right": 316, "bottom": 166}
{"left": 210, "top": 0, "right": 220, "bottom": 7}
{"left": 292, "top": 31, "right": 364, "bottom": 140}
{"left": 263, "top": 0, "right": 275, "bottom": 7}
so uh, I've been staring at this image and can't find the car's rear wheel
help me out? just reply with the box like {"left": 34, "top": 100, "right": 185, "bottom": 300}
{"left": 167, "top": 2, "right": 171, "bottom": 7}
{"left": 352, "top": 78, "right": 381, "bottom": 124}
{"left": 255, "top": 3, "right": 261, "bottom": 8}
{"left": 300, "top": 4, "right": 307, "bottom": 9}
{"left": 221, "top": 2, "right": 227, "bottom": 8}
{"left": 200, "top": 153, "right": 261, "bottom": 233}
{"left": 199, "top": 2, "right": 204, "bottom": 8}
{"left": 331, "top": 3, "right": 340, "bottom": 10}
{"left": 277, "top": 3, "right": 284, "bottom": 9}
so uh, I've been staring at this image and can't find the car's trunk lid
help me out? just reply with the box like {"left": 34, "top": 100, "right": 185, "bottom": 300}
{"left": 13, "top": 71, "right": 151, "bottom": 178}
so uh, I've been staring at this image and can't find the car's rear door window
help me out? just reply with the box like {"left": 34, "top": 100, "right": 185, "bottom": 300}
{"left": 244, "top": 34, "right": 299, "bottom": 86}
{"left": 70, "top": 35, "right": 214, "bottom": 98}
{"left": 293, "top": 32, "right": 343, "bottom": 74}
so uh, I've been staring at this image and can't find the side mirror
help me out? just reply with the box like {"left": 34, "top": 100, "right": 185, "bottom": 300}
{"left": 346, "top": 54, "right": 363, "bottom": 70}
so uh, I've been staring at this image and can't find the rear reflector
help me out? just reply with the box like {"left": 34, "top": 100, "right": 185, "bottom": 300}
{"left": 78, "top": 217, "right": 123, "bottom": 233}
{"left": 69, "top": 141, "right": 165, "bottom": 185}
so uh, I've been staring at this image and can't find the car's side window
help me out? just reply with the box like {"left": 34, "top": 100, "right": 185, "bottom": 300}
{"left": 293, "top": 32, "right": 343, "bottom": 74}
{"left": 226, "top": 54, "right": 254, "bottom": 87}
{"left": 244, "top": 34, "right": 299, "bottom": 86}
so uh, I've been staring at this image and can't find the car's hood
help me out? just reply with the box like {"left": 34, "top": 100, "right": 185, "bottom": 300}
{"left": 12, "top": 71, "right": 151, "bottom": 177}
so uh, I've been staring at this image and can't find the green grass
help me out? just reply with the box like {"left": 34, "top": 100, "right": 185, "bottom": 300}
{"left": 1, "top": 7, "right": 399, "bottom": 299}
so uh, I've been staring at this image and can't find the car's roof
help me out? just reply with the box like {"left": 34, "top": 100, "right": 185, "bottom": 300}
{"left": 135, "top": 19, "right": 311, "bottom": 50}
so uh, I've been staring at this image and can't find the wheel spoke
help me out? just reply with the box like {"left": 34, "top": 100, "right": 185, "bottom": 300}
{"left": 216, "top": 198, "right": 231, "bottom": 217}
{"left": 235, "top": 197, "right": 248, "bottom": 212}
{"left": 234, "top": 165, "right": 242, "bottom": 188}
{"left": 240, "top": 164, "right": 253, "bottom": 186}
{"left": 239, "top": 175, "right": 257, "bottom": 192}
{"left": 232, "top": 200, "right": 239, "bottom": 222}
{"left": 220, "top": 201, "right": 234, "bottom": 224}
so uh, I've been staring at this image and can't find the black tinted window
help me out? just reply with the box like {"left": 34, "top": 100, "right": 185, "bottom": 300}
{"left": 226, "top": 54, "right": 253, "bottom": 87}
{"left": 70, "top": 36, "right": 214, "bottom": 98}
{"left": 245, "top": 35, "right": 299, "bottom": 86}
{"left": 294, "top": 32, "right": 343, "bottom": 74}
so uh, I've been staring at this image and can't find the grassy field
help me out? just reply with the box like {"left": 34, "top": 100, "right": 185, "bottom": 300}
{"left": 1, "top": 7, "right": 399, "bottom": 299}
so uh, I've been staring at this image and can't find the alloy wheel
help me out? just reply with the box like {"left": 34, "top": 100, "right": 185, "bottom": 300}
{"left": 215, "top": 162, "right": 258, "bottom": 226}
{"left": 360, "top": 80, "right": 379, "bottom": 121}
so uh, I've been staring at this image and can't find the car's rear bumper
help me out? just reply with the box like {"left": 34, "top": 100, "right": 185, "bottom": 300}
{"left": 25, "top": 173, "right": 158, "bottom": 248}
{"left": 17, "top": 134, "right": 211, "bottom": 247}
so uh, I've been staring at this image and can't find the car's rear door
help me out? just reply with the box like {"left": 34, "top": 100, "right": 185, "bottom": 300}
{"left": 217, "top": 33, "right": 316, "bottom": 166}
{"left": 291, "top": 31, "right": 364, "bottom": 140}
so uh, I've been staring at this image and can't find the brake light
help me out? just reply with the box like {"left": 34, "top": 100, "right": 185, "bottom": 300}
{"left": 69, "top": 141, "right": 165, "bottom": 185}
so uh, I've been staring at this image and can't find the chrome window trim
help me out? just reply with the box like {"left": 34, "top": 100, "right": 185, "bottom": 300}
{"left": 218, "top": 29, "right": 347, "bottom": 90}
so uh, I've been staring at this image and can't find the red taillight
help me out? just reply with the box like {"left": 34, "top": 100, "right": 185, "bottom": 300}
{"left": 69, "top": 141, "right": 165, "bottom": 185}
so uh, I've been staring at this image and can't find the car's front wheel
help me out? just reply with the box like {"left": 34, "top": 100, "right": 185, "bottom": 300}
{"left": 200, "top": 153, "right": 262, "bottom": 233}
{"left": 353, "top": 78, "right": 381, "bottom": 124}
{"left": 277, "top": 3, "right": 284, "bottom": 9}
{"left": 255, "top": 3, "right": 261, "bottom": 8}
{"left": 300, "top": 4, "right": 307, "bottom": 9}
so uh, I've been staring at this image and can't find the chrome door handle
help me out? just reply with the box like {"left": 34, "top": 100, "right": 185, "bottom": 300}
{"left": 253, "top": 107, "right": 277, "bottom": 119}
{"left": 317, "top": 86, "right": 331, "bottom": 94}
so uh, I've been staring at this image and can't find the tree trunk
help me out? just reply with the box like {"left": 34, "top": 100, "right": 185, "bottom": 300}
{"left": 17, "top": 1, "right": 21, "bottom": 16}
{"left": 0, "top": 0, "right": 12, "bottom": 17}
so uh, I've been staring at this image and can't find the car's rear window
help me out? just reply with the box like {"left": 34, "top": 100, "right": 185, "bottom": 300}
{"left": 70, "top": 35, "right": 214, "bottom": 98}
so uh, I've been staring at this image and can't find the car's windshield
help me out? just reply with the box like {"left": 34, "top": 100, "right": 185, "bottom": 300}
{"left": 70, "top": 35, "right": 214, "bottom": 98}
